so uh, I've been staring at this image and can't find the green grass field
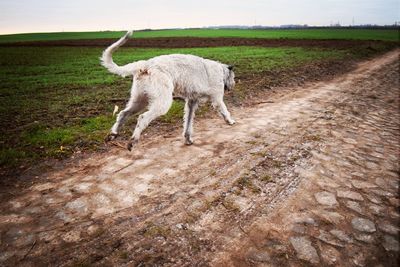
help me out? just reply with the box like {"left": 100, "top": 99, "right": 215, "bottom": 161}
{"left": 0, "top": 28, "right": 398, "bottom": 43}
{"left": 0, "top": 45, "right": 351, "bottom": 167}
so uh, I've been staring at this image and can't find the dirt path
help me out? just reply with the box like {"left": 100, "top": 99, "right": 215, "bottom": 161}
{"left": 1, "top": 37, "right": 394, "bottom": 49}
{"left": 0, "top": 50, "right": 399, "bottom": 266}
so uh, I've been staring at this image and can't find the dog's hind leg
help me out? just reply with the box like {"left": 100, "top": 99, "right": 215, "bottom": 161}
{"left": 127, "top": 88, "right": 173, "bottom": 151}
{"left": 183, "top": 99, "right": 199, "bottom": 145}
{"left": 106, "top": 90, "right": 146, "bottom": 142}
{"left": 212, "top": 97, "right": 235, "bottom": 125}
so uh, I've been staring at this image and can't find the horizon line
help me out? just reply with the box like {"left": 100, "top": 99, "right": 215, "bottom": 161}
{"left": 1, "top": 23, "right": 399, "bottom": 36}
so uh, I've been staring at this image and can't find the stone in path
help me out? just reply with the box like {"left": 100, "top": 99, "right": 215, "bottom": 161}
{"left": 289, "top": 236, "right": 320, "bottom": 264}
{"left": 317, "top": 230, "right": 345, "bottom": 247}
{"left": 319, "top": 244, "right": 341, "bottom": 265}
{"left": 351, "top": 180, "right": 377, "bottom": 189}
{"left": 337, "top": 190, "right": 364, "bottom": 201}
{"left": 246, "top": 248, "right": 271, "bottom": 263}
{"left": 378, "top": 221, "right": 400, "bottom": 235}
{"left": 329, "top": 229, "right": 353, "bottom": 243}
{"left": 345, "top": 201, "right": 363, "bottom": 214}
{"left": 351, "top": 217, "right": 376, "bottom": 233}
{"left": 314, "top": 191, "right": 338, "bottom": 206}
{"left": 382, "top": 235, "right": 399, "bottom": 252}
{"left": 354, "top": 233, "right": 375, "bottom": 244}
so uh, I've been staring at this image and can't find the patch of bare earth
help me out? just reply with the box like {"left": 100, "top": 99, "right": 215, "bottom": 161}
{"left": 0, "top": 50, "right": 399, "bottom": 266}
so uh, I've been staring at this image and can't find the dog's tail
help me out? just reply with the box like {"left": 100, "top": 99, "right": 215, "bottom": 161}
{"left": 100, "top": 31, "right": 135, "bottom": 77}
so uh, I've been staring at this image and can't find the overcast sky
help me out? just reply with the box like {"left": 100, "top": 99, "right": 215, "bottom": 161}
{"left": 0, "top": 0, "right": 398, "bottom": 34}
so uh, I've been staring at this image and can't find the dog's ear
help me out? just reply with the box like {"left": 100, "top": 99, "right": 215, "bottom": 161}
{"left": 228, "top": 65, "right": 234, "bottom": 71}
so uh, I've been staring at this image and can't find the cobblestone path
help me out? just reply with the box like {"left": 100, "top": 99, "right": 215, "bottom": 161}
{"left": 0, "top": 50, "right": 398, "bottom": 266}
{"left": 213, "top": 51, "right": 400, "bottom": 266}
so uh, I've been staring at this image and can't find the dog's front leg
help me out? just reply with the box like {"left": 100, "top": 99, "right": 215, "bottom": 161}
{"left": 183, "top": 99, "right": 199, "bottom": 145}
{"left": 213, "top": 98, "right": 235, "bottom": 125}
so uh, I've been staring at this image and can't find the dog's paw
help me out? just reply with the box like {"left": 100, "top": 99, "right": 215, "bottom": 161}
{"left": 127, "top": 139, "right": 138, "bottom": 151}
{"left": 105, "top": 133, "right": 118, "bottom": 142}
{"left": 227, "top": 119, "right": 236, "bottom": 125}
{"left": 185, "top": 139, "right": 194, "bottom": 146}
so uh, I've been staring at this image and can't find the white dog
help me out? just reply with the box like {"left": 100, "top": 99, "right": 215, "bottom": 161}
{"left": 101, "top": 31, "right": 236, "bottom": 150}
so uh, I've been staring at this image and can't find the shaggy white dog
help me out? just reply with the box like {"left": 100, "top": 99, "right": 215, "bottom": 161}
{"left": 101, "top": 31, "right": 236, "bottom": 150}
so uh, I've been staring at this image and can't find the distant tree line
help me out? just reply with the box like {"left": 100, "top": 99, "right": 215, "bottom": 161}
{"left": 203, "top": 24, "right": 400, "bottom": 30}
{"left": 138, "top": 24, "right": 400, "bottom": 32}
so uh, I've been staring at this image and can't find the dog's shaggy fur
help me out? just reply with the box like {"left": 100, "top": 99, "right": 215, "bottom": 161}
{"left": 101, "top": 31, "right": 236, "bottom": 150}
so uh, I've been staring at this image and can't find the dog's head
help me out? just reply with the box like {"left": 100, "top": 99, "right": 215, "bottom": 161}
{"left": 224, "top": 65, "right": 235, "bottom": 91}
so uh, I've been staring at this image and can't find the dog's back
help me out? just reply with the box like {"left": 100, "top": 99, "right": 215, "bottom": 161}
{"left": 144, "top": 54, "right": 227, "bottom": 97}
